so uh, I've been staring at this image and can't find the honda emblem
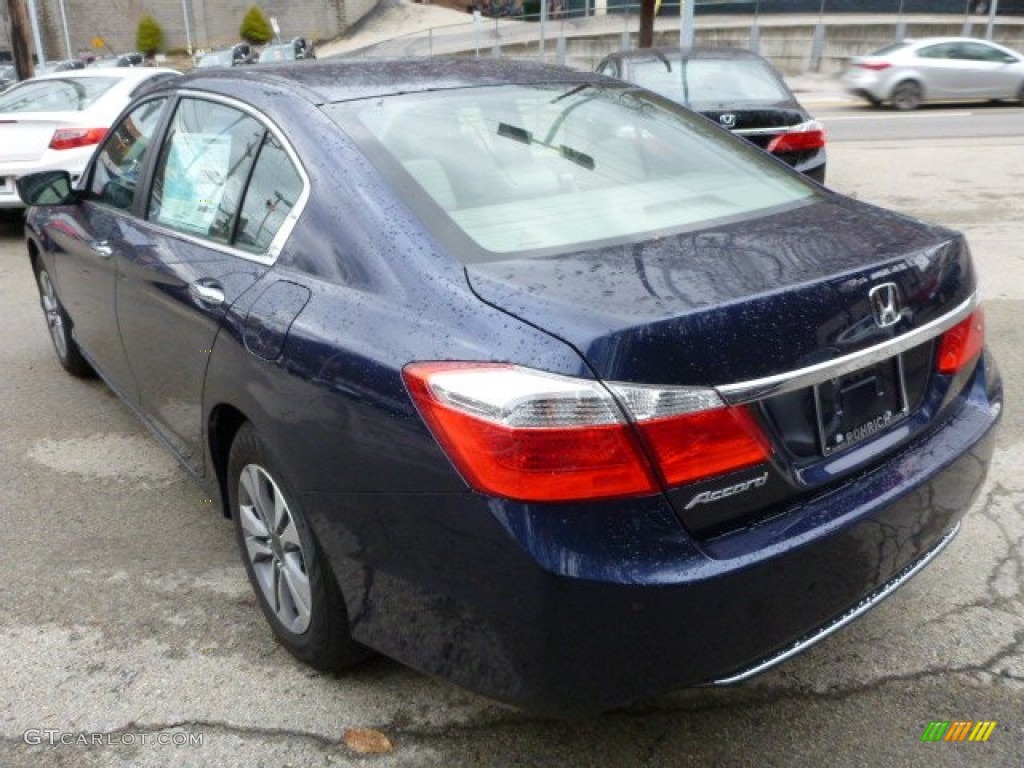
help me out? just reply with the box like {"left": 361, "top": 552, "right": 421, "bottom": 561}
{"left": 868, "top": 283, "right": 902, "bottom": 328}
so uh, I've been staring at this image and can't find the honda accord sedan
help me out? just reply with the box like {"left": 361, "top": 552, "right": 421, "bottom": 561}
{"left": 18, "top": 58, "right": 1001, "bottom": 715}
{"left": 597, "top": 47, "right": 826, "bottom": 182}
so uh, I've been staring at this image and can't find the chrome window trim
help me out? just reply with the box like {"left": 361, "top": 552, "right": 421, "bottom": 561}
{"left": 731, "top": 126, "right": 788, "bottom": 137}
{"left": 718, "top": 294, "right": 977, "bottom": 405}
{"left": 142, "top": 89, "right": 311, "bottom": 267}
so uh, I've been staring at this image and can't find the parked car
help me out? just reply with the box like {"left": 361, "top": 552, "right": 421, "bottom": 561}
{"left": 88, "top": 52, "right": 145, "bottom": 68}
{"left": 843, "top": 37, "right": 1024, "bottom": 109}
{"left": 597, "top": 47, "right": 826, "bottom": 182}
{"left": 197, "top": 43, "right": 256, "bottom": 69}
{"left": 46, "top": 59, "right": 87, "bottom": 72}
{"left": 258, "top": 38, "right": 315, "bottom": 64}
{"left": 16, "top": 58, "right": 1000, "bottom": 714}
{"left": 0, "top": 68, "right": 180, "bottom": 209}
{"left": 0, "top": 65, "right": 15, "bottom": 92}
{"left": 292, "top": 37, "right": 316, "bottom": 59}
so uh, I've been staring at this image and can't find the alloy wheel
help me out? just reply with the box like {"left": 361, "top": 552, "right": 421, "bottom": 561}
{"left": 237, "top": 463, "right": 313, "bottom": 634}
{"left": 38, "top": 269, "right": 68, "bottom": 360}
{"left": 892, "top": 81, "right": 922, "bottom": 110}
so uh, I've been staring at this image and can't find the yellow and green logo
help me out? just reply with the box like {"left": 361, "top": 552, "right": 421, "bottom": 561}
{"left": 921, "top": 721, "right": 997, "bottom": 742}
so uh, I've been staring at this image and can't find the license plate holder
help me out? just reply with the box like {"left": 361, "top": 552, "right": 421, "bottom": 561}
{"left": 814, "top": 355, "right": 909, "bottom": 456}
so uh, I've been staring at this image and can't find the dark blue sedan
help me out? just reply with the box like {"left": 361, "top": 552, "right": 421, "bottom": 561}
{"left": 17, "top": 58, "right": 1001, "bottom": 715}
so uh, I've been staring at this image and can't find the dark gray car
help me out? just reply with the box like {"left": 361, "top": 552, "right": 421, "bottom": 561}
{"left": 596, "top": 47, "right": 826, "bottom": 182}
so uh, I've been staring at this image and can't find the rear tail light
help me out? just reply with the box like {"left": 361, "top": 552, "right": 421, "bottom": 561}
{"left": 855, "top": 61, "right": 892, "bottom": 71}
{"left": 765, "top": 120, "right": 826, "bottom": 154}
{"left": 49, "top": 127, "right": 107, "bottom": 151}
{"left": 403, "top": 363, "right": 772, "bottom": 502}
{"left": 936, "top": 308, "right": 985, "bottom": 374}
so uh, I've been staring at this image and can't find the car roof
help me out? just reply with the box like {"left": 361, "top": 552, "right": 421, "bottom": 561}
{"left": 28, "top": 67, "right": 179, "bottom": 82}
{"left": 901, "top": 36, "right": 1008, "bottom": 46}
{"left": 606, "top": 46, "right": 767, "bottom": 63}
{"left": 155, "top": 56, "right": 605, "bottom": 105}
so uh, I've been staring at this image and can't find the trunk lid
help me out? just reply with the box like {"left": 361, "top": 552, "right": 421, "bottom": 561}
{"left": 465, "top": 196, "right": 976, "bottom": 535}
{"left": 0, "top": 114, "right": 81, "bottom": 162}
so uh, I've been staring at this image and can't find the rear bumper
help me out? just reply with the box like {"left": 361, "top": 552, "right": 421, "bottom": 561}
{"left": 308, "top": 355, "right": 1001, "bottom": 715}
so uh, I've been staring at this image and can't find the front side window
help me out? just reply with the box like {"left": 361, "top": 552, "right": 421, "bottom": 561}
{"left": 326, "top": 84, "right": 818, "bottom": 259}
{"left": 88, "top": 97, "right": 168, "bottom": 210}
{"left": 0, "top": 77, "right": 118, "bottom": 112}
{"left": 957, "top": 42, "right": 1014, "bottom": 62}
{"left": 148, "top": 98, "right": 265, "bottom": 242}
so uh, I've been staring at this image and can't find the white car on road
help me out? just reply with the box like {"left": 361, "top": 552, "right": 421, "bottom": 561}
{"left": 843, "top": 37, "right": 1024, "bottom": 110}
{"left": 0, "top": 67, "right": 179, "bottom": 208}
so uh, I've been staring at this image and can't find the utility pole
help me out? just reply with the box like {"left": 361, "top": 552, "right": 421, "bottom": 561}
{"left": 8, "top": 0, "right": 35, "bottom": 80}
{"left": 638, "top": 0, "right": 655, "bottom": 48}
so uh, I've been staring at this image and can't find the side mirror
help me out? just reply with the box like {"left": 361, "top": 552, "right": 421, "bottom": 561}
{"left": 16, "top": 171, "right": 77, "bottom": 206}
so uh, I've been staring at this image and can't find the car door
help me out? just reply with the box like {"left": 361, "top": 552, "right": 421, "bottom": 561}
{"left": 116, "top": 95, "right": 305, "bottom": 471}
{"left": 912, "top": 42, "right": 961, "bottom": 98}
{"left": 48, "top": 95, "right": 170, "bottom": 399}
{"left": 954, "top": 41, "right": 1021, "bottom": 97}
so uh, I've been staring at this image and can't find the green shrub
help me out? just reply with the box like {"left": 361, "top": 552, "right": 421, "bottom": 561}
{"left": 240, "top": 6, "right": 274, "bottom": 45}
{"left": 136, "top": 15, "right": 164, "bottom": 56}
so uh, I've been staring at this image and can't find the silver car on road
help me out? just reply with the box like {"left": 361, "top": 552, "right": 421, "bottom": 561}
{"left": 842, "top": 37, "right": 1024, "bottom": 109}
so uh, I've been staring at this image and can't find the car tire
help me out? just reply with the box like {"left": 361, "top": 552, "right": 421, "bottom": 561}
{"left": 891, "top": 81, "right": 923, "bottom": 110}
{"left": 228, "top": 423, "right": 371, "bottom": 672}
{"left": 1018, "top": 81, "right": 1024, "bottom": 105}
{"left": 34, "top": 264, "right": 94, "bottom": 378}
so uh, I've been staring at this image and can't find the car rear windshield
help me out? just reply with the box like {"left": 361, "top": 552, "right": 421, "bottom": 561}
{"left": 630, "top": 57, "right": 793, "bottom": 107}
{"left": 0, "top": 77, "right": 118, "bottom": 112}
{"left": 198, "top": 51, "right": 233, "bottom": 68}
{"left": 869, "top": 41, "right": 912, "bottom": 56}
{"left": 325, "top": 84, "right": 818, "bottom": 260}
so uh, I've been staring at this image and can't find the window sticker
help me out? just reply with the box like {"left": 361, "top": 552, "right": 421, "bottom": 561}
{"left": 158, "top": 133, "right": 232, "bottom": 235}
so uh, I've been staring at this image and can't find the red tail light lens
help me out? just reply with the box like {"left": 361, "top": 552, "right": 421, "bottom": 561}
{"left": 636, "top": 407, "right": 773, "bottom": 487}
{"left": 403, "top": 363, "right": 773, "bottom": 502}
{"left": 49, "top": 127, "right": 107, "bottom": 151}
{"left": 856, "top": 61, "right": 892, "bottom": 71}
{"left": 766, "top": 120, "right": 826, "bottom": 154}
{"left": 937, "top": 308, "right": 985, "bottom": 374}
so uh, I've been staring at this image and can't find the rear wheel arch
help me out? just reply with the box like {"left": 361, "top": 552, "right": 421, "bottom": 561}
{"left": 208, "top": 403, "right": 249, "bottom": 519}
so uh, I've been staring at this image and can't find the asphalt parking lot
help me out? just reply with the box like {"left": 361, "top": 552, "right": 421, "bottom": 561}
{"left": 0, "top": 137, "right": 1021, "bottom": 767}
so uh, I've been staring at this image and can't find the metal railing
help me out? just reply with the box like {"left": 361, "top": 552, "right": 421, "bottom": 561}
{"left": 344, "top": 1, "right": 1024, "bottom": 73}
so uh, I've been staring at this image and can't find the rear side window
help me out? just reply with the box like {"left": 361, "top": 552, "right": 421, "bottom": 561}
{"left": 89, "top": 97, "right": 168, "bottom": 210}
{"left": 148, "top": 98, "right": 265, "bottom": 242}
{"left": 234, "top": 135, "right": 304, "bottom": 253}
{"left": 917, "top": 43, "right": 956, "bottom": 60}
{"left": 0, "top": 77, "right": 118, "bottom": 112}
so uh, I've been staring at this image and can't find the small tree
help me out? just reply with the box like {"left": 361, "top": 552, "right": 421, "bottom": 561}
{"left": 136, "top": 15, "right": 164, "bottom": 57}
{"left": 240, "top": 6, "right": 273, "bottom": 45}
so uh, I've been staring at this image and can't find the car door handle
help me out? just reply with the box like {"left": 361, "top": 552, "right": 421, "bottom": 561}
{"left": 91, "top": 241, "right": 113, "bottom": 258}
{"left": 189, "top": 280, "right": 225, "bottom": 307}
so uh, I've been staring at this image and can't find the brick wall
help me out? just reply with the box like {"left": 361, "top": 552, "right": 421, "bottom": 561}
{"left": 35, "top": 0, "right": 375, "bottom": 58}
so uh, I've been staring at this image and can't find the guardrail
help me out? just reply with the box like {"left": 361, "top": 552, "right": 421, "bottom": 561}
{"left": 346, "top": 3, "right": 1024, "bottom": 73}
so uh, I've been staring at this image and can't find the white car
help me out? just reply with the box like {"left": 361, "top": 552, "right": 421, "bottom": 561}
{"left": 0, "top": 67, "right": 179, "bottom": 208}
{"left": 842, "top": 37, "right": 1024, "bottom": 110}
